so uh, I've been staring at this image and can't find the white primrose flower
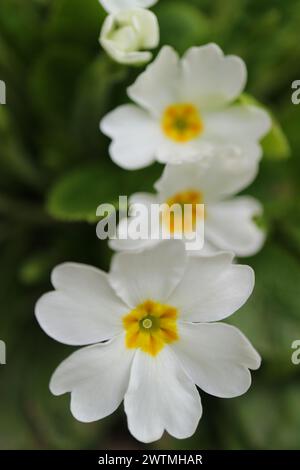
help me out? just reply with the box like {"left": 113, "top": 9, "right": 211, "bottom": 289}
{"left": 100, "top": 44, "right": 271, "bottom": 169}
{"left": 35, "top": 241, "right": 260, "bottom": 443}
{"left": 100, "top": 8, "right": 159, "bottom": 65}
{"left": 99, "top": 0, "right": 158, "bottom": 15}
{"left": 110, "top": 156, "right": 265, "bottom": 257}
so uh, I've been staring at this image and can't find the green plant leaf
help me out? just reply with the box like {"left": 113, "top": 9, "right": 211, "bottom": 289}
{"left": 46, "top": 162, "right": 163, "bottom": 223}
{"left": 261, "top": 118, "right": 291, "bottom": 160}
{"left": 47, "top": 163, "right": 121, "bottom": 222}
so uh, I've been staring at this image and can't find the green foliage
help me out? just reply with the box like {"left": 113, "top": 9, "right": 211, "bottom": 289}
{"left": 47, "top": 163, "right": 162, "bottom": 222}
{"left": 47, "top": 163, "right": 120, "bottom": 222}
{"left": 1, "top": 0, "right": 300, "bottom": 451}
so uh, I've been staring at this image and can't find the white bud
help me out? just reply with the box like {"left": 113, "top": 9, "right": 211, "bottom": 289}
{"left": 100, "top": 8, "right": 159, "bottom": 65}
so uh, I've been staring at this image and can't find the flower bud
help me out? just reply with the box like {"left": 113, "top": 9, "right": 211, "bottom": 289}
{"left": 100, "top": 8, "right": 159, "bottom": 65}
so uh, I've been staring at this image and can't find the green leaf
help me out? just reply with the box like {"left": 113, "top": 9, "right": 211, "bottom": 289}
{"left": 47, "top": 163, "right": 121, "bottom": 223}
{"left": 46, "top": 163, "right": 162, "bottom": 223}
{"left": 261, "top": 118, "right": 291, "bottom": 160}
{"left": 238, "top": 93, "right": 291, "bottom": 160}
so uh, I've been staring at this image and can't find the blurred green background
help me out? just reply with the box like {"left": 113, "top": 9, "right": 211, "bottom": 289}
{"left": 0, "top": 0, "right": 300, "bottom": 450}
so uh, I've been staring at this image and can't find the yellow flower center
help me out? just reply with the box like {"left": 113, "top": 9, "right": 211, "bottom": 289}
{"left": 163, "top": 189, "right": 205, "bottom": 234}
{"left": 161, "top": 103, "right": 204, "bottom": 143}
{"left": 123, "top": 300, "right": 179, "bottom": 356}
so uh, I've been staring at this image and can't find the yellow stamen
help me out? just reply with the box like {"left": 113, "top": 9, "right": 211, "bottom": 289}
{"left": 123, "top": 300, "right": 179, "bottom": 356}
{"left": 162, "top": 189, "right": 205, "bottom": 234}
{"left": 161, "top": 103, "right": 204, "bottom": 143}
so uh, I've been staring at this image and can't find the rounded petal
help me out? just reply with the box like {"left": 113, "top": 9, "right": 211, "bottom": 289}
{"left": 124, "top": 348, "right": 202, "bottom": 443}
{"left": 109, "top": 240, "right": 187, "bottom": 308}
{"left": 155, "top": 158, "right": 259, "bottom": 203}
{"left": 50, "top": 335, "right": 133, "bottom": 422}
{"left": 237, "top": 140, "right": 264, "bottom": 164}
{"left": 168, "top": 252, "right": 254, "bottom": 322}
{"left": 35, "top": 263, "right": 127, "bottom": 345}
{"left": 109, "top": 233, "right": 157, "bottom": 252}
{"left": 99, "top": 0, "right": 158, "bottom": 14}
{"left": 100, "top": 104, "right": 160, "bottom": 169}
{"left": 174, "top": 322, "right": 261, "bottom": 398}
{"left": 181, "top": 43, "right": 247, "bottom": 109}
{"left": 204, "top": 105, "right": 271, "bottom": 143}
{"left": 134, "top": 8, "right": 160, "bottom": 49}
{"left": 206, "top": 196, "right": 266, "bottom": 257}
{"left": 128, "top": 46, "right": 181, "bottom": 117}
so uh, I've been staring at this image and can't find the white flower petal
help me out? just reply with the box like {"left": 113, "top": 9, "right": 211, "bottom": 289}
{"left": 238, "top": 140, "right": 263, "bottom": 163}
{"left": 206, "top": 196, "right": 266, "bottom": 257}
{"left": 181, "top": 43, "right": 247, "bottom": 109}
{"left": 174, "top": 322, "right": 261, "bottom": 398}
{"left": 204, "top": 105, "right": 271, "bottom": 142}
{"left": 109, "top": 240, "right": 186, "bottom": 308}
{"left": 100, "top": 104, "right": 160, "bottom": 169}
{"left": 109, "top": 234, "right": 157, "bottom": 252}
{"left": 35, "top": 263, "right": 127, "bottom": 345}
{"left": 155, "top": 158, "right": 258, "bottom": 203}
{"left": 187, "top": 239, "right": 219, "bottom": 257}
{"left": 168, "top": 253, "right": 254, "bottom": 322}
{"left": 155, "top": 137, "right": 213, "bottom": 165}
{"left": 155, "top": 162, "right": 206, "bottom": 199}
{"left": 101, "top": 38, "right": 153, "bottom": 65}
{"left": 50, "top": 334, "right": 133, "bottom": 422}
{"left": 201, "top": 105, "right": 271, "bottom": 165}
{"left": 134, "top": 8, "right": 160, "bottom": 49}
{"left": 128, "top": 46, "right": 181, "bottom": 117}
{"left": 124, "top": 347, "right": 202, "bottom": 443}
{"left": 99, "top": 0, "right": 158, "bottom": 14}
